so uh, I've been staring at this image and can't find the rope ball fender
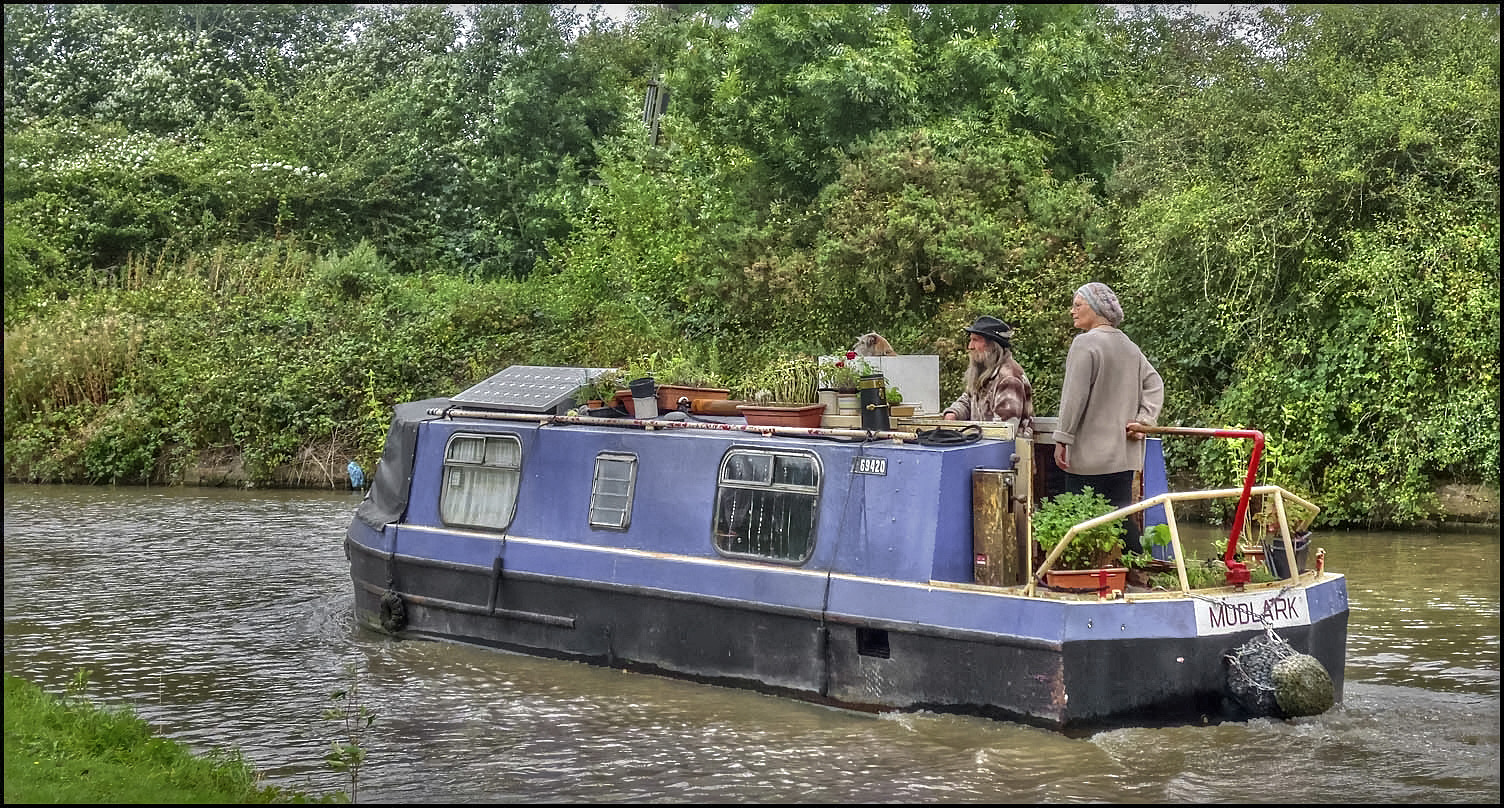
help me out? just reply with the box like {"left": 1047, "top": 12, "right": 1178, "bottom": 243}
{"left": 379, "top": 589, "right": 407, "bottom": 633}
{"left": 1225, "top": 628, "right": 1334, "bottom": 718}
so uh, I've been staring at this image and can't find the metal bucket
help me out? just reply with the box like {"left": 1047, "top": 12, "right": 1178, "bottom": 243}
{"left": 628, "top": 377, "right": 658, "bottom": 419}
{"left": 1263, "top": 530, "right": 1311, "bottom": 578}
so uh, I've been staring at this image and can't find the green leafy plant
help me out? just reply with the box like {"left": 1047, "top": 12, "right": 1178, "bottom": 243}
{"left": 621, "top": 351, "right": 721, "bottom": 389}
{"left": 1121, "top": 523, "right": 1173, "bottom": 570}
{"left": 573, "top": 369, "right": 623, "bottom": 406}
{"left": 1031, "top": 487, "right": 1126, "bottom": 570}
{"left": 1148, "top": 554, "right": 1278, "bottom": 590}
{"left": 739, "top": 353, "right": 820, "bottom": 404}
{"left": 65, "top": 667, "right": 94, "bottom": 703}
{"left": 654, "top": 354, "right": 722, "bottom": 388}
{"left": 1150, "top": 557, "right": 1225, "bottom": 590}
{"left": 620, "top": 352, "right": 662, "bottom": 385}
{"left": 1248, "top": 494, "right": 1316, "bottom": 538}
{"left": 885, "top": 385, "right": 903, "bottom": 405}
{"left": 323, "top": 665, "right": 377, "bottom": 804}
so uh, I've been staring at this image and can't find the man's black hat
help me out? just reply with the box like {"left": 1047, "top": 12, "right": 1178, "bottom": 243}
{"left": 964, "top": 316, "right": 1014, "bottom": 349}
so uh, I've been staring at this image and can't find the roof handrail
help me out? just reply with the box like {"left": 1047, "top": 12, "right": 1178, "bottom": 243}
{"left": 429, "top": 407, "right": 923, "bottom": 442}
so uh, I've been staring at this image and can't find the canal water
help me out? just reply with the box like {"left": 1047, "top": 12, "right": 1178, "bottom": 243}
{"left": 2, "top": 483, "right": 1497, "bottom": 803}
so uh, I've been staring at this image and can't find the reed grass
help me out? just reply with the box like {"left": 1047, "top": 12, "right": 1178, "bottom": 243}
{"left": 3, "top": 302, "right": 144, "bottom": 418}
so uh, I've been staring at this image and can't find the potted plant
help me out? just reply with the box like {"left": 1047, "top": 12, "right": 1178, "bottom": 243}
{"left": 738, "top": 354, "right": 820, "bottom": 404}
{"left": 820, "top": 351, "right": 874, "bottom": 393}
{"left": 735, "top": 354, "right": 826, "bottom": 427}
{"left": 885, "top": 385, "right": 917, "bottom": 418}
{"left": 819, "top": 351, "right": 876, "bottom": 418}
{"left": 1031, "top": 487, "right": 1127, "bottom": 592}
{"left": 574, "top": 369, "right": 623, "bottom": 409}
{"left": 649, "top": 353, "right": 730, "bottom": 412}
{"left": 1146, "top": 551, "right": 1279, "bottom": 591}
{"left": 1123, "top": 523, "right": 1175, "bottom": 588}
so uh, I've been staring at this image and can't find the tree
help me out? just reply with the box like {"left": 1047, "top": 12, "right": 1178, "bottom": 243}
{"left": 1111, "top": 4, "right": 1500, "bottom": 523}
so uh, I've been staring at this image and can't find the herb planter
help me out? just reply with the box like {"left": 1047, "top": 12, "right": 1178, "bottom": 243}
{"left": 1126, "top": 559, "right": 1178, "bottom": 589}
{"left": 1032, "top": 489, "right": 1127, "bottom": 574}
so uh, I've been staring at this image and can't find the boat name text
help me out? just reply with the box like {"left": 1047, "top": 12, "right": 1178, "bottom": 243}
{"left": 1194, "top": 588, "right": 1311, "bottom": 636}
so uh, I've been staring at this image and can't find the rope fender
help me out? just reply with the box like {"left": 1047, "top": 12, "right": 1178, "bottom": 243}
{"left": 379, "top": 589, "right": 407, "bottom": 633}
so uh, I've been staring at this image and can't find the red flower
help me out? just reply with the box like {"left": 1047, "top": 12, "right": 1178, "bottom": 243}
{"left": 845, "top": 351, "right": 857, "bottom": 360}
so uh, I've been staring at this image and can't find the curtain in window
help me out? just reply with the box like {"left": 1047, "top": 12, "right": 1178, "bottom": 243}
{"left": 440, "top": 435, "right": 521, "bottom": 530}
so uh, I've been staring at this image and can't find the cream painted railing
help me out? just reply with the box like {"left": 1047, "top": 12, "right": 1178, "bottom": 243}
{"left": 1024, "top": 484, "right": 1320, "bottom": 598}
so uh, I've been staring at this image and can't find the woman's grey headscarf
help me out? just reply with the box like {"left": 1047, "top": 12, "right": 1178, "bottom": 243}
{"left": 1076, "top": 282, "right": 1124, "bottom": 327}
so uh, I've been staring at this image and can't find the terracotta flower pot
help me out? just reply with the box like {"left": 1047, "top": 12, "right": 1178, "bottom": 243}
{"left": 1044, "top": 567, "right": 1128, "bottom": 594}
{"left": 656, "top": 384, "right": 731, "bottom": 413}
{"left": 614, "top": 389, "right": 635, "bottom": 417}
{"left": 737, "top": 403, "right": 826, "bottom": 428}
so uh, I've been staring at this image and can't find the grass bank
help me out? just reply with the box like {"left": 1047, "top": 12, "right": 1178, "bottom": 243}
{"left": 3, "top": 671, "right": 337, "bottom": 804}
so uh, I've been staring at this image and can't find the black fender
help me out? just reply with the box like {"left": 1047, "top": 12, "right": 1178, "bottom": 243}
{"left": 379, "top": 590, "right": 407, "bottom": 633}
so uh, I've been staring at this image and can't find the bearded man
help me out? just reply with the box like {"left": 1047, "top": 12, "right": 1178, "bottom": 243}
{"left": 941, "top": 316, "right": 1034, "bottom": 438}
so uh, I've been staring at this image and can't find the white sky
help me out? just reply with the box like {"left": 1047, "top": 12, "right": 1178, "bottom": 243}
{"left": 571, "top": 4, "right": 634, "bottom": 24}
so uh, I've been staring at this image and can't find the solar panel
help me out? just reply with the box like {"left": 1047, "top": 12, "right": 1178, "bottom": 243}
{"left": 450, "top": 365, "right": 614, "bottom": 413}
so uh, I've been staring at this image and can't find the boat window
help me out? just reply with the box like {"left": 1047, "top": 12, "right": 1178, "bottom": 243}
{"left": 713, "top": 448, "right": 821, "bottom": 563}
{"left": 439, "top": 433, "right": 522, "bottom": 531}
{"left": 589, "top": 453, "right": 637, "bottom": 529}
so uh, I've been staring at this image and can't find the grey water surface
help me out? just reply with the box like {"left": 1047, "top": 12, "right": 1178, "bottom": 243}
{"left": 3, "top": 483, "right": 1497, "bottom": 803}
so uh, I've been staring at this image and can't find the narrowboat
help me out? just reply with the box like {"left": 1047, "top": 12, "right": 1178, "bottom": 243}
{"left": 345, "top": 365, "right": 1348, "bottom": 733}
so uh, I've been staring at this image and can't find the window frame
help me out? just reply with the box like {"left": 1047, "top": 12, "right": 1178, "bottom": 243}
{"left": 712, "top": 447, "right": 822, "bottom": 565}
{"left": 588, "top": 451, "right": 638, "bottom": 530}
{"left": 438, "top": 432, "right": 523, "bottom": 532}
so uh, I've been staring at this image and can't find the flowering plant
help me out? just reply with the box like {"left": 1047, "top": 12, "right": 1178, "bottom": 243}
{"left": 820, "top": 351, "right": 875, "bottom": 392}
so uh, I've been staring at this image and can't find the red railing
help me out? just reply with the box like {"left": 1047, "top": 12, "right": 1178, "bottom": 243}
{"left": 1131, "top": 425, "right": 1263, "bottom": 587}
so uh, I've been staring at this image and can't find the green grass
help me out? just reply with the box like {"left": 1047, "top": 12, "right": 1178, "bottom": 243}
{"left": 3, "top": 671, "right": 339, "bottom": 804}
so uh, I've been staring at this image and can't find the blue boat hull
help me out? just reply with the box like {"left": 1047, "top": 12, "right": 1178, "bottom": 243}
{"left": 347, "top": 523, "right": 1348, "bottom": 732}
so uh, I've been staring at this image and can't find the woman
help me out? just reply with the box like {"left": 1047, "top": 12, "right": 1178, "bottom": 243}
{"left": 1052, "top": 282, "right": 1164, "bottom": 552}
